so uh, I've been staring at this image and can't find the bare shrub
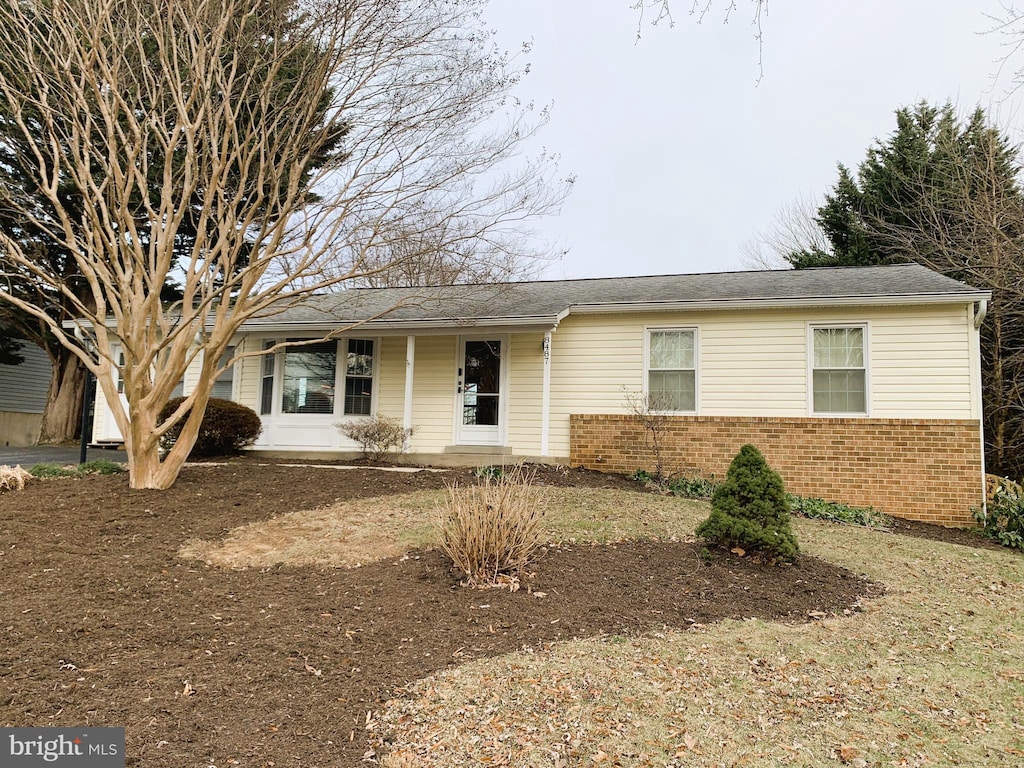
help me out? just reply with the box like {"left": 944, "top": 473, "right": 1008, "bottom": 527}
{"left": 339, "top": 414, "right": 414, "bottom": 461}
{"left": 623, "top": 388, "right": 680, "bottom": 483}
{"left": 0, "top": 465, "right": 33, "bottom": 492}
{"left": 436, "top": 465, "right": 547, "bottom": 588}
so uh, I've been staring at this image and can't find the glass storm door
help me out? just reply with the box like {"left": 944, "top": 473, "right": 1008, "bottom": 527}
{"left": 457, "top": 338, "right": 503, "bottom": 444}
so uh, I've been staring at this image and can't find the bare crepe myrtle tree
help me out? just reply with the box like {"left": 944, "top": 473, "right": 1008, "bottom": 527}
{"left": 0, "top": 0, "right": 566, "bottom": 489}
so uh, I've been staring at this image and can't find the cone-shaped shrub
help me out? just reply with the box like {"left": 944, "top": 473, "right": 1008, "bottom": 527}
{"left": 695, "top": 444, "right": 799, "bottom": 563}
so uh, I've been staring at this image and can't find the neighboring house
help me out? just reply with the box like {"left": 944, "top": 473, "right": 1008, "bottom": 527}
{"left": 92, "top": 264, "right": 990, "bottom": 526}
{"left": 0, "top": 341, "right": 52, "bottom": 447}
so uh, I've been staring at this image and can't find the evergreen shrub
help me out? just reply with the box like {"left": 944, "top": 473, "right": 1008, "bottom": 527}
{"left": 695, "top": 444, "right": 799, "bottom": 562}
{"left": 977, "top": 478, "right": 1024, "bottom": 550}
{"left": 158, "top": 397, "right": 262, "bottom": 457}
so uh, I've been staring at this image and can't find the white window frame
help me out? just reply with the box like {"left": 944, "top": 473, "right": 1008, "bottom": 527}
{"left": 643, "top": 326, "right": 699, "bottom": 414}
{"left": 341, "top": 338, "right": 378, "bottom": 418}
{"left": 259, "top": 340, "right": 276, "bottom": 415}
{"left": 261, "top": 336, "right": 381, "bottom": 420}
{"left": 807, "top": 322, "right": 870, "bottom": 417}
{"left": 279, "top": 339, "right": 340, "bottom": 416}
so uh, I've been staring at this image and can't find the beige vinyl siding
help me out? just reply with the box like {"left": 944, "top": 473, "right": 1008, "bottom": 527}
{"left": 234, "top": 336, "right": 262, "bottom": 413}
{"left": 506, "top": 333, "right": 545, "bottom": 454}
{"left": 223, "top": 300, "right": 976, "bottom": 457}
{"left": 870, "top": 307, "right": 972, "bottom": 418}
{"left": 375, "top": 336, "right": 407, "bottom": 421}
{"left": 181, "top": 348, "right": 205, "bottom": 398}
{"left": 699, "top": 315, "right": 807, "bottom": 415}
{"left": 408, "top": 335, "right": 456, "bottom": 452}
{"left": 547, "top": 314, "right": 644, "bottom": 457}
{"left": 545, "top": 303, "right": 976, "bottom": 458}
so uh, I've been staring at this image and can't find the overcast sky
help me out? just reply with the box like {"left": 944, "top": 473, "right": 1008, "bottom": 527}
{"left": 483, "top": 1, "right": 1022, "bottom": 280}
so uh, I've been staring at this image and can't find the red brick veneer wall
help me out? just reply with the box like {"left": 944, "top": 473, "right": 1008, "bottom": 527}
{"left": 569, "top": 415, "right": 983, "bottom": 527}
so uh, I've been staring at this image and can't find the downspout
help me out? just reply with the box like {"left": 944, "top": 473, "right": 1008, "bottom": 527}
{"left": 403, "top": 336, "right": 415, "bottom": 453}
{"left": 974, "top": 299, "right": 988, "bottom": 330}
{"left": 973, "top": 300, "right": 988, "bottom": 521}
{"left": 540, "top": 329, "right": 553, "bottom": 457}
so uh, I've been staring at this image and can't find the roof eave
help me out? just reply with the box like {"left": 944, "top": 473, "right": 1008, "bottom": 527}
{"left": 237, "top": 314, "right": 564, "bottom": 335}
{"left": 564, "top": 292, "right": 992, "bottom": 314}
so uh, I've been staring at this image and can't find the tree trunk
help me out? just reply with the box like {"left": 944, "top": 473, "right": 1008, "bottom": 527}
{"left": 37, "top": 348, "right": 85, "bottom": 444}
{"left": 123, "top": 383, "right": 211, "bottom": 490}
{"left": 122, "top": 402, "right": 173, "bottom": 490}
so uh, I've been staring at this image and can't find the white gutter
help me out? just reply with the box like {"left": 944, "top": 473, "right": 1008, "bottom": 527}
{"left": 970, "top": 300, "right": 988, "bottom": 520}
{"left": 565, "top": 292, "right": 992, "bottom": 315}
{"left": 242, "top": 316, "right": 562, "bottom": 334}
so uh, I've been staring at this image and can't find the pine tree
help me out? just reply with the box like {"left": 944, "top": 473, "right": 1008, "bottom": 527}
{"left": 696, "top": 444, "right": 799, "bottom": 563}
{"left": 787, "top": 101, "right": 1024, "bottom": 479}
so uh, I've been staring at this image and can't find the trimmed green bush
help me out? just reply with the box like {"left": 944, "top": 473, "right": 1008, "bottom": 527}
{"left": 158, "top": 397, "right": 262, "bottom": 458}
{"left": 695, "top": 444, "right": 799, "bottom": 563}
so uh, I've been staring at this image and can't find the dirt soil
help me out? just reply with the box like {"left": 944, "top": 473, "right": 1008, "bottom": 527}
{"left": 0, "top": 459, "right": 977, "bottom": 766}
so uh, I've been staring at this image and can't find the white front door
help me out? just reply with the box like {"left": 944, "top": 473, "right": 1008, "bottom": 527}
{"left": 100, "top": 349, "right": 129, "bottom": 442}
{"left": 456, "top": 338, "right": 505, "bottom": 445}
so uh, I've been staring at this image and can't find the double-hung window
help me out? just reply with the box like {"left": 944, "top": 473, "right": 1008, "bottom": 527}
{"left": 344, "top": 339, "right": 374, "bottom": 416}
{"left": 259, "top": 341, "right": 275, "bottom": 415}
{"left": 811, "top": 325, "right": 867, "bottom": 414}
{"left": 647, "top": 329, "right": 697, "bottom": 412}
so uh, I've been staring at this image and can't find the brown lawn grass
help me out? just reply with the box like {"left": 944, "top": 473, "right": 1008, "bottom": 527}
{"left": 180, "top": 486, "right": 1024, "bottom": 767}
{"left": 180, "top": 487, "right": 703, "bottom": 568}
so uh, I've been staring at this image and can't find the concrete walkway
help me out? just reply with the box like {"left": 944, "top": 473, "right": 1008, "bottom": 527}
{"left": 0, "top": 445, "right": 125, "bottom": 468}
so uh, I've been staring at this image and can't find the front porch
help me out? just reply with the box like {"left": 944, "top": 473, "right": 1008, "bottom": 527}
{"left": 242, "top": 327, "right": 560, "bottom": 461}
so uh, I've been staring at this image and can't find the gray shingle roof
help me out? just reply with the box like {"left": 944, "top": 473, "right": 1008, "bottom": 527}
{"left": 241, "top": 264, "right": 989, "bottom": 331}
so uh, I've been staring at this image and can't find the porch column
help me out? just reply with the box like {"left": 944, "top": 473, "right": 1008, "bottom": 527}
{"left": 403, "top": 335, "right": 415, "bottom": 452}
{"left": 541, "top": 331, "right": 551, "bottom": 456}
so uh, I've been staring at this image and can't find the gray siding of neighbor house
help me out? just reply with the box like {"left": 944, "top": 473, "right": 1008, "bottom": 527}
{"left": 0, "top": 342, "right": 51, "bottom": 414}
{"left": 0, "top": 342, "right": 52, "bottom": 447}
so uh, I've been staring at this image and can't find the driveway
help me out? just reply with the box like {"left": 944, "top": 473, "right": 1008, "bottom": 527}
{"left": 0, "top": 444, "right": 125, "bottom": 468}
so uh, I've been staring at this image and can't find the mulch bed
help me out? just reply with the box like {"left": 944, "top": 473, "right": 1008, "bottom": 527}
{"left": 0, "top": 459, "right": 977, "bottom": 766}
